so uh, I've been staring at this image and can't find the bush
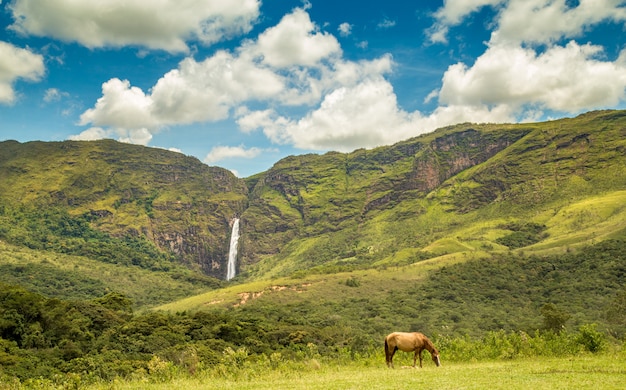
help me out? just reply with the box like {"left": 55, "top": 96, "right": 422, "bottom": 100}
{"left": 576, "top": 324, "right": 605, "bottom": 353}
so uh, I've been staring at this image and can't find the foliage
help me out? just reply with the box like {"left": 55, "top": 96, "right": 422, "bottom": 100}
{"left": 540, "top": 303, "right": 571, "bottom": 333}
{"left": 0, "top": 205, "right": 174, "bottom": 270}
{"left": 496, "top": 222, "right": 548, "bottom": 249}
{"left": 576, "top": 324, "right": 606, "bottom": 353}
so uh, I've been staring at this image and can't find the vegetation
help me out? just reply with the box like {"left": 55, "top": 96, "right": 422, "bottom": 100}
{"left": 0, "top": 139, "right": 248, "bottom": 279}
{"left": 88, "top": 355, "right": 626, "bottom": 390}
{"left": 1, "top": 111, "right": 626, "bottom": 387}
{"left": 1, "top": 239, "right": 624, "bottom": 386}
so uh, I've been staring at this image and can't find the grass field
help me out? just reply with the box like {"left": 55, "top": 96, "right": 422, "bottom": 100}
{"left": 88, "top": 355, "right": 625, "bottom": 390}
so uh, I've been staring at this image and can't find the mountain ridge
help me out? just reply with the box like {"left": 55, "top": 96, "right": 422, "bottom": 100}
{"left": 1, "top": 110, "right": 625, "bottom": 289}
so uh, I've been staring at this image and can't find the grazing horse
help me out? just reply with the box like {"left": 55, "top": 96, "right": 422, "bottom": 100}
{"left": 384, "top": 332, "right": 441, "bottom": 368}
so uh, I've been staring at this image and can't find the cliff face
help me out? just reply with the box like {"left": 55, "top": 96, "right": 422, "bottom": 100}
{"left": 238, "top": 125, "right": 531, "bottom": 267}
{"left": 0, "top": 139, "right": 248, "bottom": 279}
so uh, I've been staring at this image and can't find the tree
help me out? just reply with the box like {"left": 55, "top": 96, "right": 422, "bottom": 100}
{"left": 541, "top": 303, "right": 570, "bottom": 333}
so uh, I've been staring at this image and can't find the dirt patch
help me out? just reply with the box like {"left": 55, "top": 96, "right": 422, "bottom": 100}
{"left": 234, "top": 283, "right": 314, "bottom": 307}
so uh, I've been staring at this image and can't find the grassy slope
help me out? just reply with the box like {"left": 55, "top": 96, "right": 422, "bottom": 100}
{"left": 1, "top": 111, "right": 625, "bottom": 317}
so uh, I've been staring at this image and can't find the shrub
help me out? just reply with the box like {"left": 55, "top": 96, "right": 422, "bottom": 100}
{"left": 576, "top": 324, "right": 605, "bottom": 353}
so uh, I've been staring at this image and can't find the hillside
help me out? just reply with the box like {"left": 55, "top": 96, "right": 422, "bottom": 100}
{"left": 0, "top": 139, "right": 248, "bottom": 281}
{"left": 239, "top": 110, "right": 626, "bottom": 279}
{"left": 1, "top": 110, "right": 625, "bottom": 305}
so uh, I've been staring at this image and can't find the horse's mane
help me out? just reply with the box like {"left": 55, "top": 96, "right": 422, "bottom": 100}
{"left": 423, "top": 335, "right": 438, "bottom": 353}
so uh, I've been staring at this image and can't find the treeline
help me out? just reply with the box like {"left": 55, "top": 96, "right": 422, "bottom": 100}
{"left": 0, "top": 283, "right": 358, "bottom": 384}
{"left": 0, "top": 281, "right": 617, "bottom": 387}
{"left": 0, "top": 282, "right": 616, "bottom": 386}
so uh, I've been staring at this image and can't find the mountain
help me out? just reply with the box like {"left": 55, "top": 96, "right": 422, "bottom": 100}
{"left": 239, "top": 110, "right": 626, "bottom": 278}
{"left": 1, "top": 110, "right": 625, "bottom": 305}
{"left": 0, "top": 139, "right": 248, "bottom": 279}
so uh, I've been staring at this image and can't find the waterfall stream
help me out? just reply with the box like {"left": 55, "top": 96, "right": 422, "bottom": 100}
{"left": 226, "top": 218, "right": 240, "bottom": 281}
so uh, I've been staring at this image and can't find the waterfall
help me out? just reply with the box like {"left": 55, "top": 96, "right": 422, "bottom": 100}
{"left": 226, "top": 218, "right": 240, "bottom": 281}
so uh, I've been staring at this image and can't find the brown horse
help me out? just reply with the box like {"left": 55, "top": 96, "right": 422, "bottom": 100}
{"left": 384, "top": 332, "right": 441, "bottom": 368}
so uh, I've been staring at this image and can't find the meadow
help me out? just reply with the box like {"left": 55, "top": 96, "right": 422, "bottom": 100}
{"left": 75, "top": 353, "right": 626, "bottom": 390}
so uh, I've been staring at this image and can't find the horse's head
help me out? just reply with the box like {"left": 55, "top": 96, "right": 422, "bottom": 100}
{"left": 432, "top": 350, "right": 441, "bottom": 367}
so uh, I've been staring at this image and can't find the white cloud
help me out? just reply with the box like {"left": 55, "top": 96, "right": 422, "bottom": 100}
{"left": 78, "top": 7, "right": 388, "bottom": 139}
{"left": 338, "top": 22, "right": 353, "bottom": 37}
{"left": 8, "top": 0, "right": 261, "bottom": 52}
{"left": 0, "top": 41, "right": 44, "bottom": 104}
{"left": 263, "top": 79, "right": 414, "bottom": 150}
{"left": 245, "top": 79, "right": 515, "bottom": 151}
{"left": 427, "top": 0, "right": 626, "bottom": 118}
{"left": 118, "top": 128, "right": 153, "bottom": 145}
{"left": 68, "top": 127, "right": 109, "bottom": 141}
{"left": 377, "top": 18, "right": 397, "bottom": 29}
{"left": 428, "top": 0, "right": 503, "bottom": 43}
{"left": 79, "top": 78, "right": 157, "bottom": 129}
{"left": 204, "top": 145, "right": 265, "bottom": 164}
{"left": 68, "top": 126, "right": 152, "bottom": 145}
{"left": 494, "top": 0, "right": 626, "bottom": 45}
{"left": 43, "top": 88, "right": 69, "bottom": 103}
{"left": 429, "top": 0, "right": 626, "bottom": 45}
{"left": 439, "top": 41, "right": 626, "bottom": 113}
{"left": 151, "top": 52, "right": 285, "bottom": 124}
{"left": 252, "top": 8, "right": 341, "bottom": 67}
{"left": 76, "top": 3, "right": 626, "bottom": 161}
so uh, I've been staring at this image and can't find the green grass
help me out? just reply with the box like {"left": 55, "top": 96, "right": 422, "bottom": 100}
{"left": 84, "top": 355, "right": 626, "bottom": 390}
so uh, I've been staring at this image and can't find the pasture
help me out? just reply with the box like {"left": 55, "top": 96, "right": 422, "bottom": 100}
{"left": 85, "top": 355, "right": 626, "bottom": 390}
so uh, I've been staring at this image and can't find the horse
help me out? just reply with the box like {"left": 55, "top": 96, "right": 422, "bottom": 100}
{"left": 384, "top": 332, "right": 441, "bottom": 368}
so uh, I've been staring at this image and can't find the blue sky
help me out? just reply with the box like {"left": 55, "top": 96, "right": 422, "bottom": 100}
{"left": 1, "top": 0, "right": 625, "bottom": 177}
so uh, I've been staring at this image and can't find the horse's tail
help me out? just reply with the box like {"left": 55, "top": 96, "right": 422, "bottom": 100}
{"left": 384, "top": 337, "right": 392, "bottom": 367}
{"left": 384, "top": 338, "right": 389, "bottom": 363}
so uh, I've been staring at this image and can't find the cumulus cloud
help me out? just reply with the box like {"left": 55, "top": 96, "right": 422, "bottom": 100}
{"left": 76, "top": 3, "right": 626, "bottom": 159}
{"left": 79, "top": 78, "right": 157, "bottom": 129}
{"left": 0, "top": 41, "right": 45, "bottom": 104}
{"left": 494, "top": 0, "right": 626, "bottom": 45}
{"left": 429, "top": 0, "right": 626, "bottom": 44}
{"left": 204, "top": 145, "right": 265, "bottom": 164}
{"left": 252, "top": 8, "right": 341, "bottom": 67}
{"left": 439, "top": 41, "right": 626, "bottom": 113}
{"left": 428, "top": 0, "right": 503, "bottom": 43}
{"left": 240, "top": 79, "right": 515, "bottom": 151}
{"left": 428, "top": 0, "right": 626, "bottom": 120}
{"left": 78, "top": 7, "right": 389, "bottom": 141}
{"left": 8, "top": 0, "right": 261, "bottom": 52}
{"left": 68, "top": 127, "right": 109, "bottom": 141}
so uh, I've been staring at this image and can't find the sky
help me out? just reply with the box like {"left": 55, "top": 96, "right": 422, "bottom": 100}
{"left": 1, "top": 0, "right": 626, "bottom": 177}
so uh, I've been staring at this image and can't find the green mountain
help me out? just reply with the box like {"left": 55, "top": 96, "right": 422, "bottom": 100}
{"left": 1, "top": 110, "right": 625, "bottom": 309}
{"left": 239, "top": 110, "right": 626, "bottom": 278}
{"left": 0, "top": 139, "right": 247, "bottom": 277}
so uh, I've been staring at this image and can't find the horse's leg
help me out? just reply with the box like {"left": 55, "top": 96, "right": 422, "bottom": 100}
{"left": 388, "top": 347, "right": 397, "bottom": 368}
{"left": 418, "top": 349, "right": 423, "bottom": 368}
{"left": 413, "top": 350, "right": 418, "bottom": 368}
